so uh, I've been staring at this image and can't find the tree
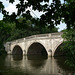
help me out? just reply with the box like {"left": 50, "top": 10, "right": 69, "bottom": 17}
{"left": 7, "top": 16, "right": 58, "bottom": 42}
{"left": 0, "top": 21, "right": 12, "bottom": 54}
{"left": 62, "top": 29, "right": 75, "bottom": 68}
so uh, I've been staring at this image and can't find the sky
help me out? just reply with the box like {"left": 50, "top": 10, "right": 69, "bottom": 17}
{"left": 0, "top": 0, "right": 66, "bottom": 32}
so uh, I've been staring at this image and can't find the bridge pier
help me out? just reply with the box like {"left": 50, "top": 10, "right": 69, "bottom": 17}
{"left": 48, "top": 50, "right": 52, "bottom": 56}
{"left": 7, "top": 50, "right": 11, "bottom": 55}
{"left": 23, "top": 50, "right": 26, "bottom": 55}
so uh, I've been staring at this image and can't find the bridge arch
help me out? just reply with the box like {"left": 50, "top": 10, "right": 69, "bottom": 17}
{"left": 12, "top": 45, "right": 23, "bottom": 55}
{"left": 53, "top": 41, "right": 63, "bottom": 56}
{"left": 27, "top": 42, "right": 48, "bottom": 56}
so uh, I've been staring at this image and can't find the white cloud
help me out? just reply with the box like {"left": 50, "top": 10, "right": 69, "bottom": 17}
{"left": 4, "top": 0, "right": 20, "bottom": 15}
{"left": 5, "top": 4, "right": 17, "bottom": 15}
{"left": 56, "top": 22, "right": 66, "bottom": 32}
{"left": 30, "top": 10, "right": 44, "bottom": 18}
{"left": 27, "top": 7, "right": 44, "bottom": 18}
{"left": 0, "top": 0, "right": 19, "bottom": 20}
{"left": 0, "top": 0, "right": 9, "bottom": 7}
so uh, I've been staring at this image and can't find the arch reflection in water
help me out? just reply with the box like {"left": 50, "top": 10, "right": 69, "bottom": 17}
{"left": 4, "top": 55, "right": 75, "bottom": 75}
{"left": 12, "top": 45, "right": 23, "bottom": 55}
{"left": 27, "top": 55, "right": 47, "bottom": 69}
{"left": 12, "top": 55, "right": 23, "bottom": 61}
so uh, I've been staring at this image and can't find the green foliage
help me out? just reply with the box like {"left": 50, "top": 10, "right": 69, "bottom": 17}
{"left": 7, "top": 17, "right": 58, "bottom": 41}
{"left": 61, "top": 1, "right": 75, "bottom": 29}
{"left": 0, "top": 0, "right": 61, "bottom": 28}
{"left": 0, "top": 21, "right": 12, "bottom": 54}
{"left": 2, "top": 0, "right": 74, "bottom": 30}
{"left": 65, "top": 0, "right": 75, "bottom": 3}
{"left": 0, "top": 21, "right": 11, "bottom": 42}
{"left": 62, "top": 29, "right": 75, "bottom": 41}
{"left": 62, "top": 29, "right": 75, "bottom": 68}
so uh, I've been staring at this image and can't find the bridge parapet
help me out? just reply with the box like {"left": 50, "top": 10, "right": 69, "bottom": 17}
{"left": 6, "top": 32, "right": 63, "bottom": 44}
{"left": 8, "top": 40, "right": 16, "bottom": 45}
{"left": 25, "top": 32, "right": 63, "bottom": 40}
{"left": 16, "top": 38, "right": 25, "bottom": 43}
{"left": 25, "top": 35, "right": 36, "bottom": 40}
{"left": 10, "top": 38, "right": 25, "bottom": 44}
{"left": 36, "top": 34, "right": 49, "bottom": 37}
{"left": 51, "top": 32, "right": 63, "bottom": 39}
{"left": 25, "top": 34, "right": 50, "bottom": 41}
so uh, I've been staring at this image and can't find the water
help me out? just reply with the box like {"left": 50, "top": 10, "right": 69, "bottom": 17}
{"left": 0, "top": 55, "right": 75, "bottom": 75}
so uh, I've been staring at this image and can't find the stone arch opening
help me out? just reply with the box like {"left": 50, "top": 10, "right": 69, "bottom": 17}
{"left": 12, "top": 45, "right": 23, "bottom": 55}
{"left": 27, "top": 42, "right": 48, "bottom": 56}
{"left": 54, "top": 43, "right": 64, "bottom": 56}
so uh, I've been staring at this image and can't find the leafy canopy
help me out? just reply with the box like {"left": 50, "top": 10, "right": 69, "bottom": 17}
{"left": 0, "top": 0, "right": 75, "bottom": 30}
{"left": 0, "top": 0, "right": 74, "bottom": 29}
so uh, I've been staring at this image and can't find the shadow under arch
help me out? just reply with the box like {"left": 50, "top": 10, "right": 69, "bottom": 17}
{"left": 54, "top": 42, "right": 65, "bottom": 56}
{"left": 27, "top": 42, "right": 48, "bottom": 56}
{"left": 12, "top": 45, "right": 23, "bottom": 55}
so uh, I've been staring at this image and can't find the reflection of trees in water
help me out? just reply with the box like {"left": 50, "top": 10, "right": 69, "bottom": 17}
{"left": 0, "top": 55, "right": 6, "bottom": 66}
{"left": 0, "top": 55, "right": 7, "bottom": 73}
{"left": 0, "top": 72, "right": 2, "bottom": 75}
{"left": 27, "top": 55, "right": 47, "bottom": 69}
{"left": 3, "top": 55, "right": 75, "bottom": 75}
{"left": 54, "top": 57, "right": 75, "bottom": 73}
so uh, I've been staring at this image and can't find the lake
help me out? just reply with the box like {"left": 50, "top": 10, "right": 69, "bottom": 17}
{"left": 0, "top": 55, "right": 75, "bottom": 75}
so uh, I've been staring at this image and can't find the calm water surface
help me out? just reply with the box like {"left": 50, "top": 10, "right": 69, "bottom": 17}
{"left": 0, "top": 55, "right": 75, "bottom": 75}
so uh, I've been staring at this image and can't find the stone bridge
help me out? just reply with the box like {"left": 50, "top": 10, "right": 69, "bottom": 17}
{"left": 4, "top": 32, "right": 64, "bottom": 56}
